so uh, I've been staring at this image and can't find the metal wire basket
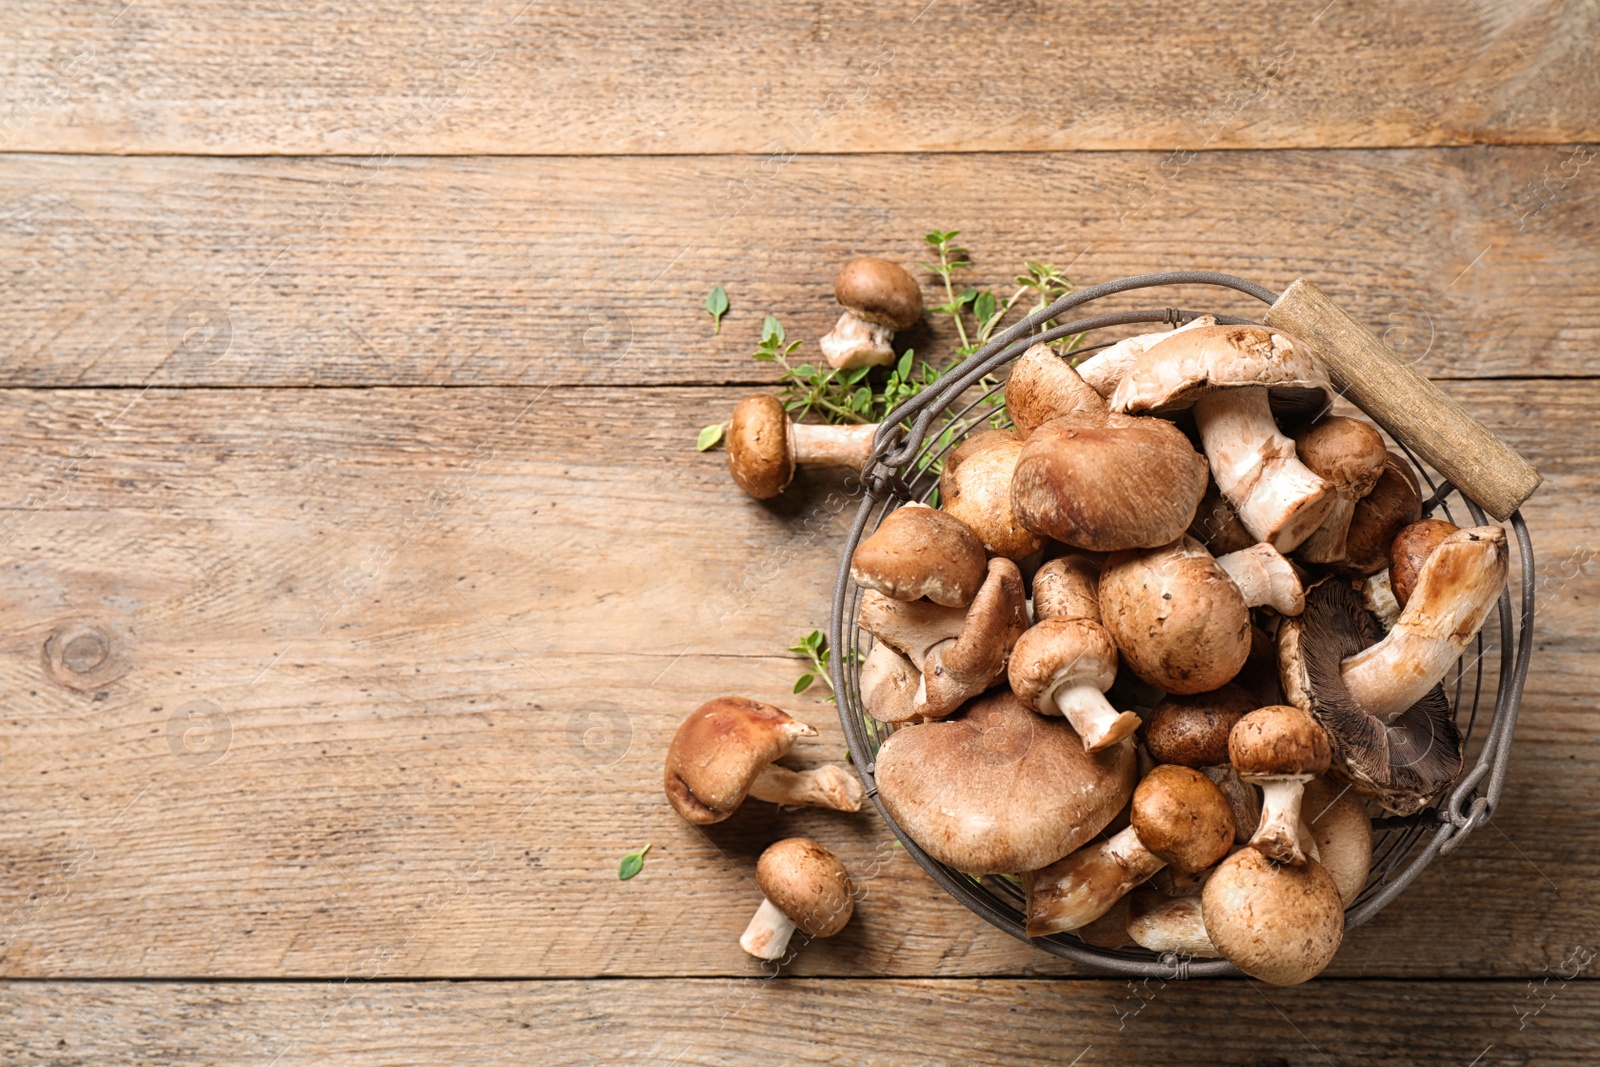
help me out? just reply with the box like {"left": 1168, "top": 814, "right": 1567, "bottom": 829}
{"left": 829, "top": 271, "right": 1536, "bottom": 978}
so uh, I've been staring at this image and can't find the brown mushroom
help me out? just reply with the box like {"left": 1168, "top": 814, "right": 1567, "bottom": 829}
{"left": 1301, "top": 777, "right": 1373, "bottom": 907}
{"left": 858, "top": 641, "right": 922, "bottom": 724}
{"left": 1215, "top": 542, "right": 1305, "bottom": 616}
{"left": 1074, "top": 315, "right": 1219, "bottom": 398}
{"left": 819, "top": 258, "right": 924, "bottom": 370}
{"left": 1389, "top": 519, "right": 1459, "bottom": 607}
{"left": 938, "top": 429, "right": 1045, "bottom": 560}
{"left": 1229, "top": 705, "right": 1332, "bottom": 865}
{"left": 1144, "top": 684, "right": 1256, "bottom": 768}
{"left": 664, "top": 697, "right": 863, "bottom": 824}
{"left": 1031, "top": 554, "right": 1103, "bottom": 623}
{"left": 850, "top": 502, "right": 987, "bottom": 607}
{"left": 725, "top": 395, "right": 877, "bottom": 500}
{"left": 1293, "top": 416, "right": 1388, "bottom": 564}
{"left": 740, "top": 838, "right": 855, "bottom": 960}
{"left": 1333, "top": 452, "right": 1422, "bottom": 577}
{"left": 1201, "top": 848, "right": 1344, "bottom": 985}
{"left": 1009, "top": 615, "right": 1140, "bottom": 752}
{"left": 1004, "top": 343, "right": 1112, "bottom": 437}
{"left": 1188, "top": 480, "right": 1256, "bottom": 556}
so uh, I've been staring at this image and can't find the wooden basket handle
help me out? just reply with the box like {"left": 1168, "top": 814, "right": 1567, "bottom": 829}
{"left": 1263, "top": 278, "right": 1541, "bottom": 521}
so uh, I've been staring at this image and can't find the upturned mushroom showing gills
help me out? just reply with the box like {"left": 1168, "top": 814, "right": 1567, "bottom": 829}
{"left": 1215, "top": 542, "right": 1305, "bottom": 616}
{"left": 1025, "top": 765, "right": 1234, "bottom": 935}
{"left": 740, "top": 838, "right": 855, "bottom": 961}
{"left": 1292, "top": 415, "right": 1388, "bottom": 564}
{"left": 1099, "top": 537, "right": 1251, "bottom": 695}
{"left": 875, "top": 689, "right": 1137, "bottom": 875}
{"left": 1011, "top": 411, "right": 1209, "bottom": 552}
{"left": 1340, "top": 526, "right": 1509, "bottom": 721}
{"left": 725, "top": 394, "right": 877, "bottom": 500}
{"left": 937, "top": 430, "right": 1044, "bottom": 560}
{"left": 1009, "top": 615, "right": 1141, "bottom": 752}
{"left": 663, "top": 697, "right": 863, "bottom": 824}
{"left": 1112, "top": 325, "right": 1336, "bottom": 552}
{"left": 1004, "top": 343, "right": 1112, "bottom": 437}
{"left": 818, "top": 257, "right": 924, "bottom": 370}
{"left": 1202, "top": 847, "right": 1344, "bottom": 985}
{"left": 1279, "top": 579, "right": 1464, "bottom": 815}
{"left": 849, "top": 502, "right": 987, "bottom": 607}
{"left": 1229, "top": 705, "right": 1332, "bottom": 865}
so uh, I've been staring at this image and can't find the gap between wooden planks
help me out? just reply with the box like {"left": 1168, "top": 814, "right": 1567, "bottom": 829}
{"left": 0, "top": 381, "right": 1593, "bottom": 979}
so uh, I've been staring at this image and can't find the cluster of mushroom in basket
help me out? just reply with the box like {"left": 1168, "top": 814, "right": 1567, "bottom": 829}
{"left": 666, "top": 258, "right": 1511, "bottom": 985}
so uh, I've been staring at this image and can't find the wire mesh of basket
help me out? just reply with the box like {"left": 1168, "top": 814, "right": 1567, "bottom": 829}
{"left": 828, "top": 271, "right": 1535, "bottom": 978}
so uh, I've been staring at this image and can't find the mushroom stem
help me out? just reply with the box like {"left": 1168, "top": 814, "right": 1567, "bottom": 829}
{"left": 1025, "top": 825, "right": 1165, "bottom": 935}
{"left": 1360, "top": 569, "right": 1401, "bottom": 631}
{"left": 739, "top": 897, "right": 798, "bottom": 960}
{"left": 1204, "top": 765, "right": 1262, "bottom": 845}
{"left": 819, "top": 311, "right": 896, "bottom": 370}
{"left": 1249, "top": 776, "right": 1312, "bottom": 865}
{"left": 790, "top": 421, "right": 878, "bottom": 469}
{"left": 747, "top": 763, "right": 864, "bottom": 813}
{"left": 1076, "top": 316, "right": 1218, "bottom": 398}
{"left": 1297, "top": 494, "right": 1358, "bottom": 563}
{"left": 1191, "top": 386, "right": 1334, "bottom": 551}
{"left": 1216, "top": 543, "right": 1304, "bottom": 616}
{"left": 1047, "top": 682, "right": 1142, "bottom": 753}
{"left": 1339, "top": 527, "right": 1508, "bottom": 721}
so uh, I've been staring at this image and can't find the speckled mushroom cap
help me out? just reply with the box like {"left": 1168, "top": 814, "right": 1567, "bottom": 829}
{"left": 1277, "top": 578, "right": 1463, "bottom": 815}
{"left": 875, "top": 689, "right": 1137, "bottom": 875}
{"left": 1098, "top": 537, "right": 1251, "bottom": 695}
{"left": 1229, "top": 704, "right": 1332, "bottom": 779}
{"left": 1012, "top": 412, "right": 1209, "bottom": 552}
{"left": 1007, "top": 616, "right": 1118, "bottom": 711}
{"left": 1131, "top": 765, "right": 1236, "bottom": 873}
{"left": 1111, "top": 324, "right": 1331, "bottom": 419}
{"left": 938, "top": 429, "right": 1044, "bottom": 560}
{"left": 756, "top": 838, "right": 856, "bottom": 938}
{"left": 1294, "top": 416, "right": 1387, "bottom": 500}
{"left": 663, "top": 697, "right": 815, "bottom": 825}
{"left": 850, "top": 503, "right": 988, "bottom": 607}
{"left": 1144, "top": 683, "right": 1258, "bottom": 768}
{"left": 1389, "top": 519, "right": 1459, "bottom": 606}
{"left": 1031, "top": 554, "right": 1103, "bottom": 623}
{"left": 1335, "top": 452, "right": 1422, "bottom": 577}
{"left": 725, "top": 395, "right": 794, "bottom": 500}
{"left": 834, "top": 258, "right": 924, "bottom": 330}
{"left": 1201, "top": 847, "right": 1345, "bottom": 985}
{"left": 1005, "top": 344, "right": 1110, "bottom": 438}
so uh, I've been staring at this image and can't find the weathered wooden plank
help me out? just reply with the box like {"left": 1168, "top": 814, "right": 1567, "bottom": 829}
{"left": 2, "top": 1, "right": 1596, "bottom": 155}
{"left": 0, "top": 381, "right": 1593, "bottom": 978}
{"left": 3, "top": 978, "right": 1597, "bottom": 1065}
{"left": 2, "top": 147, "right": 1596, "bottom": 387}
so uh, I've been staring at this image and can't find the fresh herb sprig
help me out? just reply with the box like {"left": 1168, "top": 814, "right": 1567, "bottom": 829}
{"left": 789, "top": 629, "right": 834, "bottom": 695}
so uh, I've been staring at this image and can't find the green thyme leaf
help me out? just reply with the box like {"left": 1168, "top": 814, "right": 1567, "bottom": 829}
{"left": 706, "top": 286, "right": 730, "bottom": 333}
{"left": 697, "top": 423, "right": 725, "bottom": 451}
{"left": 618, "top": 844, "right": 652, "bottom": 880}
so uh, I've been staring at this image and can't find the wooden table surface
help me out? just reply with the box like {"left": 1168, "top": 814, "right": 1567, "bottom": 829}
{"left": 1, "top": 3, "right": 1597, "bottom": 1064}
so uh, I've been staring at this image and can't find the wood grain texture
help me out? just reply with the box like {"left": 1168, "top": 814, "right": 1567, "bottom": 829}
{"left": 3, "top": 147, "right": 1597, "bottom": 388}
{"left": 2, "top": 1, "right": 1597, "bottom": 155}
{"left": 0, "top": 381, "right": 1593, "bottom": 979}
{"left": 4, "top": 978, "right": 1599, "bottom": 1066}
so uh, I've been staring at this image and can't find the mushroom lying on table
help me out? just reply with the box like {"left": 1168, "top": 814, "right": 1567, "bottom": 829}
{"left": 1202, "top": 847, "right": 1345, "bottom": 985}
{"left": 849, "top": 502, "right": 987, "bottom": 607}
{"left": 740, "top": 838, "right": 855, "bottom": 960}
{"left": 725, "top": 395, "right": 878, "bottom": 500}
{"left": 938, "top": 430, "right": 1044, "bottom": 560}
{"left": 819, "top": 258, "right": 924, "bottom": 371}
{"left": 664, "top": 697, "right": 863, "bottom": 824}
{"left": 1229, "top": 705, "right": 1332, "bottom": 865}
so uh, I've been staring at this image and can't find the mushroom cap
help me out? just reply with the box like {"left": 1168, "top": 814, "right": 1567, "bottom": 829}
{"left": 875, "top": 688, "right": 1137, "bottom": 874}
{"left": 921, "top": 557, "right": 1029, "bottom": 716}
{"left": 725, "top": 395, "right": 794, "bottom": 500}
{"left": 1188, "top": 480, "right": 1257, "bottom": 556}
{"left": 1302, "top": 777, "right": 1373, "bottom": 908}
{"left": 1278, "top": 579, "right": 1464, "bottom": 815}
{"left": 938, "top": 429, "right": 1045, "bottom": 560}
{"left": 1032, "top": 554, "right": 1103, "bottom": 623}
{"left": 858, "top": 641, "right": 922, "bottom": 724}
{"left": 1131, "top": 765, "right": 1236, "bottom": 873}
{"left": 1004, "top": 344, "right": 1109, "bottom": 438}
{"left": 834, "top": 257, "right": 923, "bottom": 330}
{"left": 1294, "top": 416, "right": 1387, "bottom": 498}
{"left": 1229, "top": 704, "right": 1332, "bottom": 779}
{"left": 1012, "top": 412, "right": 1209, "bottom": 552}
{"left": 1335, "top": 452, "right": 1422, "bottom": 577}
{"left": 756, "top": 837, "right": 855, "bottom": 938}
{"left": 1144, "top": 684, "right": 1258, "bottom": 767}
{"left": 1008, "top": 616, "right": 1118, "bottom": 712}
{"left": 1111, "top": 324, "right": 1331, "bottom": 420}
{"left": 1389, "top": 519, "right": 1459, "bottom": 607}
{"left": 663, "top": 697, "right": 814, "bottom": 825}
{"left": 1201, "top": 847, "right": 1345, "bottom": 985}
{"left": 1099, "top": 537, "right": 1251, "bottom": 695}
{"left": 850, "top": 503, "right": 987, "bottom": 607}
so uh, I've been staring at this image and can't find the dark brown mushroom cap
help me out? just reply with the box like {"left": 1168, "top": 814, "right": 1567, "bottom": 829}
{"left": 756, "top": 837, "right": 856, "bottom": 938}
{"left": 1144, "top": 684, "right": 1257, "bottom": 767}
{"left": 938, "top": 429, "right": 1045, "bottom": 560}
{"left": 1032, "top": 554, "right": 1103, "bottom": 623}
{"left": 1229, "top": 704, "right": 1332, "bottom": 778}
{"left": 725, "top": 395, "right": 794, "bottom": 500}
{"left": 663, "top": 697, "right": 814, "bottom": 825}
{"left": 1012, "top": 412, "right": 1209, "bottom": 552}
{"left": 1293, "top": 416, "right": 1387, "bottom": 498}
{"left": 834, "top": 257, "right": 924, "bottom": 330}
{"left": 1277, "top": 579, "right": 1463, "bottom": 815}
{"left": 1005, "top": 344, "right": 1109, "bottom": 438}
{"left": 1334, "top": 452, "right": 1422, "bottom": 577}
{"left": 1099, "top": 537, "right": 1251, "bottom": 695}
{"left": 850, "top": 504, "right": 987, "bottom": 607}
{"left": 1390, "top": 519, "right": 1459, "bottom": 606}
{"left": 874, "top": 689, "right": 1137, "bottom": 874}
{"left": 1131, "top": 765, "right": 1236, "bottom": 873}
{"left": 1188, "top": 480, "right": 1257, "bottom": 556}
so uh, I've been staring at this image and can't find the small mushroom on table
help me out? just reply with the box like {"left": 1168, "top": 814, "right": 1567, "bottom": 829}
{"left": 1025, "top": 765, "right": 1234, "bottom": 936}
{"left": 850, "top": 502, "right": 987, "bottom": 607}
{"left": 818, "top": 258, "right": 924, "bottom": 371}
{"left": 1293, "top": 415, "right": 1388, "bottom": 564}
{"left": 725, "top": 394, "right": 878, "bottom": 500}
{"left": 740, "top": 838, "right": 855, "bottom": 960}
{"left": 1229, "top": 705, "right": 1332, "bottom": 865}
{"left": 1202, "top": 847, "right": 1345, "bottom": 985}
{"left": 938, "top": 429, "right": 1044, "bottom": 560}
{"left": 664, "top": 697, "right": 863, "bottom": 824}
